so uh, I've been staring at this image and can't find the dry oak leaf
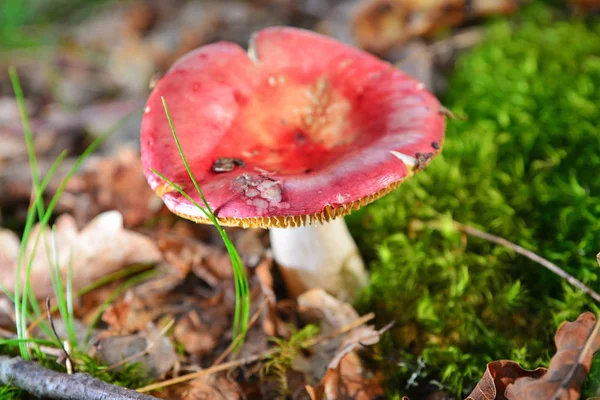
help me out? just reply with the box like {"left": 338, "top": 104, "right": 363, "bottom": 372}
{"left": 352, "top": 0, "right": 517, "bottom": 54}
{"left": 298, "top": 290, "right": 385, "bottom": 399}
{"left": 0, "top": 211, "right": 162, "bottom": 299}
{"left": 95, "top": 323, "right": 177, "bottom": 379}
{"left": 308, "top": 352, "right": 384, "bottom": 400}
{"left": 182, "top": 375, "right": 240, "bottom": 400}
{"left": 466, "top": 361, "right": 546, "bottom": 400}
{"left": 65, "top": 147, "right": 161, "bottom": 227}
{"left": 467, "top": 312, "right": 600, "bottom": 400}
{"left": 101, "top": 291, "right": 154, "bottom": 334}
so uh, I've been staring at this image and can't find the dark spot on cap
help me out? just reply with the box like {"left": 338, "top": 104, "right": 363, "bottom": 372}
{"left": 295, "top": 130, "right": 307, "bottom": 144}
{"left": 304, "top": 169, "right": 312, "bottom": 174}
{"left": 432, "top": 142, "right": 440, "bottom": 150}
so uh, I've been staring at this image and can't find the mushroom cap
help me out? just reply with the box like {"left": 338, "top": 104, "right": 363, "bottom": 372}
{"left": 141, "top": 27, "right": 445, "bottom": 228}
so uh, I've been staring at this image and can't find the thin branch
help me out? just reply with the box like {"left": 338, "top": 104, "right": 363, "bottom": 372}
{"left": 0, "top": 356, "right": 157, "bottom": 400}
{"left": 46, "top": 296, "right": 75, "bottom": 373}
{"left": 137, "top": 312, "right": 376, "bottom": 394}
{"left": 454, "top": 221, "right": 600, "bottom": 303}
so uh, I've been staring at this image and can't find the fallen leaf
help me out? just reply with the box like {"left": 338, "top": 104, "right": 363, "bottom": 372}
{"left": 352, "top": 0, "right": 517, "bottom": 54}
{"left": 467, "top": 312, "right": 600, "bottom": 400}
{"left": 95, "top": 324, "right": 177, "bottom": 379}
{"left": 173, "top": 311, "right": 218, "bottom": 356}
{"left": 296, "top": 289, "right": 385, "bottom": 398}
{"left": 0, "top": 211, "right": 162, "bottom": 300}
{"left": 65, "top": 148, "right": 161, "bottom": 227}
{"left": 182, "top": 375, "right": 240, "bottom": 400}
{"left": 466, "top": 361, "right": 546, "bottom": 400}
{"left": 297, "top": 288, "right": 363, "bottom": 332}
{"left": 101, "top": 291, "right": 154, "bottom": 334}
{"left": 0, "top": 297, "right": 14, "bottom": 331}
{"left": 306, "top": 384, "right": 326, "bottom": 400}
{"left": 315, "top": 352, "right": 385, "bottom": 400}
{"left": 506, "top": 312, "right": 600, "bottom": 400}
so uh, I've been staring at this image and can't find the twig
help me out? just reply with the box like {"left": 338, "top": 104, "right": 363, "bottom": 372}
{"left": 46, "top": 297, "right": 75, "bottom": 373}
{"left": 454, "top": 221, "right": 600, "bottom": 303}
{"left": 302, "top": 312, "right": 376, "bottom": 348}
{"left": 137, "top": 312, "right": 376, "bottom": 393}
{"left": 0, "top": 356, "right": 157, "bottom": 400}
{"left": 554, "top": 313, "right": 600, "bottom": 400}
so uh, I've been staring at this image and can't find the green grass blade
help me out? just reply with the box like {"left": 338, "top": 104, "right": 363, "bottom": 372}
{"left": 151, "top": 169, "right": 250, "bottom": 341}
{"left": 9, "top": 67, "right": 44, "bottom": 220}
{"left": 9, "top": 150, "right": 67, "bottom": 346}
{"left": 16, "top": 128, "right": 119, "bottom": 348}
{"left": 9, "top": 66, "right": 138, "bottom": 358}
{"left": 48, "top": 226, "right": 78, "bottom": 349}
{"left": 155, "top": 97, "right": 250, "bottom": 346}
{"left": 0, "top": 338, "right": 56, "bottom": 347}
{"left": 66, "top": 251, "right": 77, "bottom": 349}
{"left": 77, "top": 264, "right": 151, "bottom": 296}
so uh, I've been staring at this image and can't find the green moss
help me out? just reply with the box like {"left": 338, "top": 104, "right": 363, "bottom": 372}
{"left": 0, "top": 385, "right": 24, "bottom": 400}
{"left": 350, "top": 4, "right": 600, "bottom": 397}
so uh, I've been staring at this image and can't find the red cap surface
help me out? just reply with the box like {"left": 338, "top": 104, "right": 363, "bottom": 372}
{"left": 141, "top": 27, "right": 445, "bottom": 228}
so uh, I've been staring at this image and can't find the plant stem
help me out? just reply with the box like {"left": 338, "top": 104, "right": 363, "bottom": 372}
{"left": 454, "top": 221, "right": 600, "bottom": 303}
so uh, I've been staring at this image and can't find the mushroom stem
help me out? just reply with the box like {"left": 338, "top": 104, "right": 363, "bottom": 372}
{"left": 269, "top": 218, "right": 369, "bottom": 301}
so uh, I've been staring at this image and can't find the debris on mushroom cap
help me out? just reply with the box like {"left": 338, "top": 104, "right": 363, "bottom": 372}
{"left": 140, "top": 27, "right": 445, "bottom": 228}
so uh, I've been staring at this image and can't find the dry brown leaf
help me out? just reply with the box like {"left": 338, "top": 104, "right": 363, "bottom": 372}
{"left": 0, "top": 297, "right": 14, "bottom": 331}
{"left": 95, "top": 324, "right": 177, "bottom": 379}
{"left": 156, "top": 232, "right": 235, "bottom": 288}
{"left": 101, "top": 291, "right": 154, "bottom": 334}
{"left": 306, "top": 384, "right": 326, "bottom": 400}
{"left": 467, "top": 312, "right": 600, "bottom": 400}
{"left": 298, "top": 288, "right": 363, "bottom": 331}
{"left": 310, "top": 352, "right": 384, "bottom": 400}
{"left": 65, "top": 148, "right": 161, "bottom": 227}
{"left": 352, "top": 0, "right": 517, "bottom": 54}
{"left": 296, "top": 289, "right": 384, "bottom": 398}
{"left": 182, "top": 375, "right": 240, "bottom": 400}
{"left": 0, "top": 211, "right": 162, "bottom": 299}
{"left": 173, "top": 311, "right": 218, "bottom": 357}
{"left": 466, "top": 361, "right": 546, "bottom": 400}
{"left": 505, "top": 312, "right": 600, "bottom": 400}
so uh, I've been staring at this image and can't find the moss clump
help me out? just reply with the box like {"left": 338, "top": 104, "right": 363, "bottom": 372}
{"left": 350, "top": 4, "right": 600, "bottom": 398}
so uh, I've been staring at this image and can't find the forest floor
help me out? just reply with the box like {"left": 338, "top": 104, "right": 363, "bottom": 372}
{"left": 1, "top": 1, "right": 600, "bottom": 399}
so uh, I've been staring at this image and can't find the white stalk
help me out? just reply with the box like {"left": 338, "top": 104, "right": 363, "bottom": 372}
{"left": 269, "top": 217, "right": 368, "bottom": 301}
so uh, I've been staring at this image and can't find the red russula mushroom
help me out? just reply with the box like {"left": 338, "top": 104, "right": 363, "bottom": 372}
{"left": 141, "top": 27, "right": 445, "bottom": 300}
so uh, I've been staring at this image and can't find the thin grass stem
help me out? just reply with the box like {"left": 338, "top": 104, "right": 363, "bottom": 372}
{"left": 154, "top": 97, "right": 250, "bottom": 347}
